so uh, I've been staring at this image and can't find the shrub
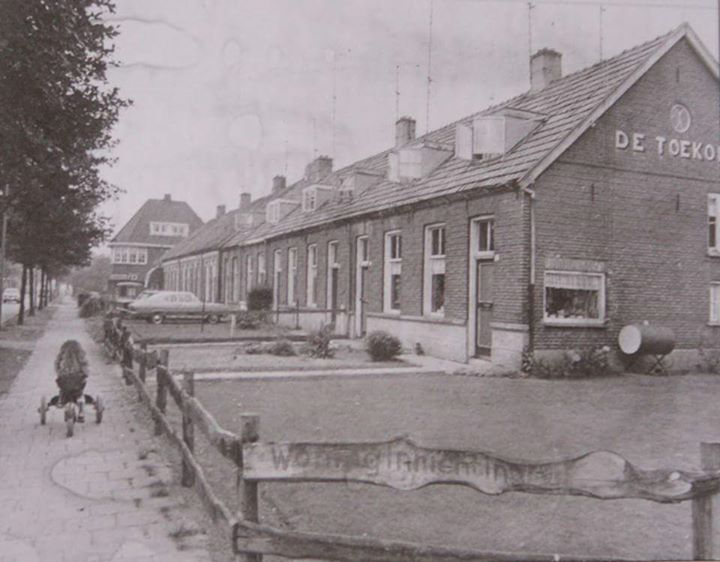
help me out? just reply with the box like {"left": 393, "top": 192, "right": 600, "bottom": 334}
{"left": 242, "top": 343, "right": 265, "bottom": 355}
{"left": 79, "top": 296, "right": 103, "bottom": 318}
{"left": 524, "top": 346, "right": 611, "bottom": 379}
{"left": 268, "top": 339, "right": 296, "bottom": 356}
{"left": 366, "top": 331, "right": 402, "bottom": 362}
{"left": 306, "top": 324, "right": 334, "bottom": 358}
{"left": 235, "top": 311, "right": 267, "bottom": 330}
{"left": 697, "top": 348, "right": 720, "bottom": 374}
{"left": 247, "top": 286, "right": 273, "bottom": 311}
{"left": 77, "top": 292, "right": 90, "bottom": 307}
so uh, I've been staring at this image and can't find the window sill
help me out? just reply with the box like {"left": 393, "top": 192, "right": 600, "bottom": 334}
{"left": 708, "top": 250, "right": 720, "bottom": 258}
{"left": 708, "top": 322, "right": 720, "bottom": 327}
{"left": 543, "top": 319, "right": 607, "bottom": 328}
{"left": 382, "top": 308, "right": 401, "bottom": 315}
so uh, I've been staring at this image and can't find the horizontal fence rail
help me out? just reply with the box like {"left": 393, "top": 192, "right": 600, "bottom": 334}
{"left": 102, "top": 318, "right": 720, "bottom": 561}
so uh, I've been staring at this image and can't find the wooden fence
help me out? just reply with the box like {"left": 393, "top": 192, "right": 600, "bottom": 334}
{"left": 104, "top": 319, "right": 720, "bottom": 561}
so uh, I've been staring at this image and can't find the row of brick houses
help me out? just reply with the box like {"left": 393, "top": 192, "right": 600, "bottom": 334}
{"left": 159, "top": 25, "right": 719, "bottom": 369}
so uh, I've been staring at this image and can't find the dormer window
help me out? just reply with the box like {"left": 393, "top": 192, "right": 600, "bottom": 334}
{"left": 150, "top": 222, "right": 189, "bottom": 237}
{"left": 455, "top": 108, "right": 545, "bottom": 161}
{"left": 266, "top": 201, "right": 281, "bottom": 224}
{"left": 303, "top": 189, "right": 317, "bottom": 212}
{"left": 388, "top": 143, "right": 452, "bottom": 182}
{"left": 302, "top": 185, "right": 334, "bottom": 213}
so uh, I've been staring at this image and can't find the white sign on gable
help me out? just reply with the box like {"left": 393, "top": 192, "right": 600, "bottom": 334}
{"left": 614, "top": 104, "right": 719, "bottom": 163}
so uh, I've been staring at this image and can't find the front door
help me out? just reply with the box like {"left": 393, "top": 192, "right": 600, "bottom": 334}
{"left": 476, "top": 260, "right": 494, "bottom": 356}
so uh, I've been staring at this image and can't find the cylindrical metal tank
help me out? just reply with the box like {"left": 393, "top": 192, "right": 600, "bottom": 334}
{"left": 618, "top": 324, "right": 675, "bottom": 355}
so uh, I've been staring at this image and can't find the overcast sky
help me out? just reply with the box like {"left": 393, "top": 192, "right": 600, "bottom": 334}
{"left": 100, "top": 0, "right": 719, "bottom": 236}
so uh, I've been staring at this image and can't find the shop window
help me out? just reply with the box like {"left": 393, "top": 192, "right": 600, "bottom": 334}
{"left": 710, "top": 284, "right": 720, "bottom": 324}
{"left": 307, "top": 244, "right": 318, "bottom": 307}
{"left": 544, "top": 271, "right": 605, "bottom": 326}
{"left": 423, "top": 224, "right": 446, "bottom": 316}
{"left": 384, "top": 231, "right": 402, "bottom": 312}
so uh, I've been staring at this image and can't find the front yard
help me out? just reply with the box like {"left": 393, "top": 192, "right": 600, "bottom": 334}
{"left": 161, "top": 342, "right": 407, "bottom": 373}
{"left": 180, "top": 372, "right": 720, "bottom": 560}
{"left": 126, "top": 319, "right": 305, "bottom": 343}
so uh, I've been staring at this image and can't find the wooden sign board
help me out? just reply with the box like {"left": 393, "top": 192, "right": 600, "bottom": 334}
{"left": 243, "top": 436, "right": 716, "bottom": 502}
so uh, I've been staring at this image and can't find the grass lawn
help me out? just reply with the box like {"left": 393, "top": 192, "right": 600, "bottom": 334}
{"left": 0, "top": 306, "right": 55, "bottom": 396}
{"left": 127, "top": 319, "right": 305, "bottom": 343}
{"left": 160, "top": 343, "right": 406, "bottom": 373}
{"left": 174, "top": 372, "right": 720, "bottom": 560}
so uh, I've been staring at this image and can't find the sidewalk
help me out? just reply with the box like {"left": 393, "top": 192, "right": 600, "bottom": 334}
{"left": 0, "top": 300, "right": 213, "bottom": 562}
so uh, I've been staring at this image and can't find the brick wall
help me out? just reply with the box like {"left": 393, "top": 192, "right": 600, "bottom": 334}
{"left": 532, "top": 38, "right": 720, "bottom": 353}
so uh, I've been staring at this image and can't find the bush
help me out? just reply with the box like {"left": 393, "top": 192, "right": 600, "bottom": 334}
{"left": 697, "top": 347, "right": 720, "bottom": 374}
{"left": 306, "top": 324, "right": 334, "bottom": 358}
{"left": 366, "top": 331, "right": 402, "bottom": 362}
{"left": 523, "top": 346, "right": 611, "bottom": 379}
{"left": 79, "top": 296, "right": 104, "bottom": 318}
{"left": 243, "top": 343, "right": 265, "bottom": 355}
{"left": 247, "top": 286, "right": 273, "bottom": 311}
{"left": 235, "top": 311, "right": 267, "bottom": 330}
{"left": 268, "top": 339, "right": 296, "bottom": 356}
{"left": 77, "top": 291, "right": 90, "bottom": 307}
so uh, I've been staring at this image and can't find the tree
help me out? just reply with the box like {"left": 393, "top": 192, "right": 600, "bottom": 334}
{"left": 0, "top": 0, "right": 129, "bottom": 322}
{"left": 68, "top": 254, "right": 111, "bottom": 294}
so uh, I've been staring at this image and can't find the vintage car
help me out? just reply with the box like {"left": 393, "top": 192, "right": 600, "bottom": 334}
{"left": 126, "top": 290, "right": 229, "bottom": 324}
{"left": 2, "top": 287, "right": 20, "bottom": 303}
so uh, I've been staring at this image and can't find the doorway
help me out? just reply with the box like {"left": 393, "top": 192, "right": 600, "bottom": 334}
{"left": 475, "top": 260, "right": 494, "bottom": 356}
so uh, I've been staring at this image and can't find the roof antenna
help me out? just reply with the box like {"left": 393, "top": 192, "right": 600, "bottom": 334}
{"left": 331, "top": 52, "right": 337, "bottom": 157}
{"left": 312, "top": 117, "right": 318, "bottom": 158}
{"left": 284, "top": 138, "right": 289, "bottom": 175}
{"left": 395, "top": 64, "right": 400, "bottom": 122}
{"left": 425, "top": 0, "right": 434, "bottom": 134}
{"left": 599, "top": 5, "right": 606, "bottom": 60}
{"left": 528, "top": 2, "right": 534, "bottom": 86}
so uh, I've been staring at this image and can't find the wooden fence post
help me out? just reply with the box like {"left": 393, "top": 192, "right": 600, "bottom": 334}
{"left": 154, "top": 349, "right": 169, "bottom": 436}
{"left": 230, "top": 313, "right": 236, "bottom": 338}
{"left": 237, "top": 413, "right": 261, "bottom": 562}
{"left": 181, "top": 372, "right": 196, "bottom": 487}
{"left": 693, "top": 442, "right": 720, "bottom": 560}
{"left": 139, "top": 342, "right": 147, "bottom": 384}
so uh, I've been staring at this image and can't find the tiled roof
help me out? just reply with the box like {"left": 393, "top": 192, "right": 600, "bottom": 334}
{"left": 164, "top": 194, "right": 275, "bottom": 260}
{"left": 229, "top": 24, "right": 715, "bottom": 246}
{"left": 111, "top": 198, "right": 203, "bottom": 246}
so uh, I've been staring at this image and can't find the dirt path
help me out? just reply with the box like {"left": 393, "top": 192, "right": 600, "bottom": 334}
{"left": 0, "top": 299, "right": 213, "bottom": 562}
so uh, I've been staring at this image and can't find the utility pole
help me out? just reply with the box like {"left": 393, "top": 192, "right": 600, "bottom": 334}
{"left": 0, "top": 185, "right": 9, "bottom": 330}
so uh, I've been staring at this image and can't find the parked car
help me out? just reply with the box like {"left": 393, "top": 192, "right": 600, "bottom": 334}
{"left": 2, "top": 287, "right": 20, "bottom": 303}
{"left": 126, "top": 291, "right": 228, "bottom": 325}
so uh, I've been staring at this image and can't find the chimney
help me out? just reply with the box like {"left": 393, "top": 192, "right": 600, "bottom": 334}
{"left": 305, "top": 156, "right": 333, "bottom": 183}
{"left": 272, "top": 175, "right": 286, "bottom": 194}
{"left": 530, "top": 49, "right": 562, "bottom": 92}
{"left": 163, "top": 193, "right": 172, "bottom": 202}
{"left": 395, "top": 116, "right": 416, "bottom": 148}
{"left": 239, "top": 192, "right": 252, "bottom": 210}
{"left": 216, "top": 204, "right": 226, "bottom": 218}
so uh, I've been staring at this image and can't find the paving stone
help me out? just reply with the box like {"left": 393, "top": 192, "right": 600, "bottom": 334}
{"left": 0, "top": 301, "right": 211, "bottom": 561}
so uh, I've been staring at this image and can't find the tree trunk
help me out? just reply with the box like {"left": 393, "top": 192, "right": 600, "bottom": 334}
{"left": 37, "top": 269, "right": 44, "bottom": 310}
{"left": 28, "top": 266, "right": 35, "bottom": 316}
{"left": 46, "top": 275, "right": 51, "bottom": 305}
{"left": 18, "top": 265, "right": 27, "bottom": 325}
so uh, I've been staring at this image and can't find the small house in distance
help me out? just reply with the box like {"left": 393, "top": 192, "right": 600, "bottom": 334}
{"left": 108, "top": 194, "right": 202, "bottom": 303}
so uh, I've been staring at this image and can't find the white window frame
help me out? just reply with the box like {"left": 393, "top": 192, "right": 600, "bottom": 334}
{"left": 150, "top": 222, "right": 189, "bottom": 237}
{"left": 474, "top": 218, "right": 495, "bottom": 258}
{"left": 287, "top": 247, "right": 298, "bottom": 306}
{"left": 273, "top": 249, "right": 283, "bottom": 307}
{"left": 306, "top": 244, "right": 318, "bottom": 307}
{"left": 266, "top": 201, "right": 280, "bottom": 224}
{"left": 326, "top": 241, "right": 339, "bottom": 309}
{"left": 384, "top": 231, "right": 402, "bottom": 313}
{"left": 710, "top": 283, "right": 720, "bottom": 325}
{"left": 302, "top": 188, "right": 317, "bottom": 212}
{"left": 244, "top": 255, "right": 252, "bottom": 300}
{"left": 709, "top": 194, "right": 720, "bottom": 255}
{"left": 423, "top": 224, "right": 446, "bottom": 316}
{"left": 543, "top": 270, "right": 606, "bottom": 327}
